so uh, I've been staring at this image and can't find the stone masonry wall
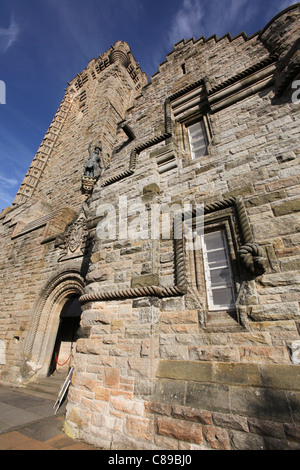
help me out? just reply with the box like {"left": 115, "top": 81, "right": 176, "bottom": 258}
{"left": 65, "top": 6, "right": 300, "bottom": 450}
{"left": 0, "top": 42, "right": 145, "bottom": 384}
{"left": 0, "top": 5, "right": 299, "bottom": 451}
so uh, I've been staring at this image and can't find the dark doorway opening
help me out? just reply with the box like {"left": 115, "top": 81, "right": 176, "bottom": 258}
{"left": 48, "top": 296, "right": 81, "bottom": 376}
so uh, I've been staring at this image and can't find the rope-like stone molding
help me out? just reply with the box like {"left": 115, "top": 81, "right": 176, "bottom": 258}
{"left": 169, "top": 79, "right": 204, "bottom": 101}
{"left": 205, "top": 196, "right": 267, "bottom": 275}
{"left": 187, "top": 196, "right": 267, "bottom": 275}
{"left": 238, "top": 243, "right": 267, "bottom": 275}
{"left": 233, "top": 198, "right": 267, "bottom": 275}
{"left": 79, "top": 284, "right": 186, "bottom": 304}
{"left": 79, "top": 196, "right": 266, "bottom": 304}
{"left": 203, "top": 196, "right": 237, "bottom": 214}
{"left": 79, "top": 212, "right": 186, "bottom": 305}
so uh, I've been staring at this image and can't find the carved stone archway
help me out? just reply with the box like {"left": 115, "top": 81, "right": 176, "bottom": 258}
{"left": 23, "top": 269, "right": 85, "bottom": 379}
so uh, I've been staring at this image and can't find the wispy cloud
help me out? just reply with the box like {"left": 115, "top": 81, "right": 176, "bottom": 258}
{"left": 0, "top": 172, "right": 19, "bottom": 210}
{"left": 167, "top": 0, "right": 260, "bottom": 47}
{"left": 168, "top": 0, "right": 204, "bottom": 46}
{"left": 0, "top": 174, "right": 18, "bottom": 187}
{"left": 0, "top": 16, "right": 20, "bottom": 54}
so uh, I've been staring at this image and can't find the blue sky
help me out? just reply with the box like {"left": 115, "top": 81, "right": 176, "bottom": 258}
{"left": 0, "top": 0, "right": 298, "bottom": 212}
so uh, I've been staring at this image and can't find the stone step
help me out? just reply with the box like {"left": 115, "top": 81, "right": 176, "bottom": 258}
{"left": 22, "top": 371, "right": 69, "bottom": 401}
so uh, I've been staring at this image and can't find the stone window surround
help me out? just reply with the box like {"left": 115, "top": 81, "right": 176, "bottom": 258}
{"left": 185, "top": 197, "right": 267, "bottom": 328}
{"left": 80, "top": 196, "right": 266, "bottom": 309}
{"left": 179, "top": 114, "right": 212, "bottom": 162}
{"left": 100, "top": 54, "right": 276, "bottom": 188}
{"left": 192, "top": 215, "right": 240, "bottom": 315}
{"left": 79, "top": 56, "right": 274, "bottom": 306}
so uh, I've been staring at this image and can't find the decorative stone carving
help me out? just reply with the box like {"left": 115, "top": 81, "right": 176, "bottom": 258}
{"left": 81, "top": 175, "right": 97, "bottom": 196}
{"left": 82, "top": 141, "right": 110, "bottom": 195}
{"left": 59, "top": 213, "right": 89, "bottom": 261}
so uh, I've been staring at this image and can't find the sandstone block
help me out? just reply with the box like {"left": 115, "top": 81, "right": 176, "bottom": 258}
{"left": 230, "top": 386, "right": 291, "bottom": 422}
{"left": 95, "top": 386, "right": 111, "bottom": 402}
{"left": 272, "top": 199, "right": 300, "bottom": 216}
{"left": 111, "top": 319, "right": 125, "bottom": 333}
{"left": 171, "top": 404, "right": 212, "bottom": 425}
{"left": 76, "top": 338, "right": 102, "bottom": 355}
{"left": 104, "top": 367, "right": 120, "bottom": 388}
{"left": 186, "top": 382, "right": 230, "bottom": 414}
{"left": 110, "top": 396, "right": 144, "bottom": 416}
{"left": 154, "top": 379, "right": 186, "bottom": 406}
{"left": 144, "top": 401, "right": 172, "bottom": 416}
{"left": 247, "top": 417, "right": 285, "bottom": 439}
{"left": 245, "top": 190, "right": 286, "bottom": 208}
{"left": 131, "top": 274, "right": 160, "bottom": 287}
{"left": 126, "top": 416, "right": 154, "bottom": 442}
{"left": 202, "top": 425, "right": 230, "bottom": 450}
{"left": 160, "top": 310, "right": 198, "bottom": 324}
{"left": 212, "top": 412, "right": 249, "bottom": 432}
{"left": 189, "top": 346, "right": 240, "bottom": 363}
{"left": 156, "top": 416, "right": 203, "bottom": 445}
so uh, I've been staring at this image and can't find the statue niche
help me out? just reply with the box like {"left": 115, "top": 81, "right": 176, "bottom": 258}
{"left": 82, "top": 141, "right": 109, "bottom": 195}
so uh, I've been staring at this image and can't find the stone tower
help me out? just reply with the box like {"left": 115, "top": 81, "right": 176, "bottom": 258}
{"left": 1, "top": 5, "right": 300, "bottom": 450}
{"left": 0, "top": 40, "right": 147, "bottom": 380}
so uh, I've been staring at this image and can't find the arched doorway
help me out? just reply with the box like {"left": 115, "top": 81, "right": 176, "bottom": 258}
{"left": 23, "top": 269, "right": 85, "bottom": 379}
{"left": 48, "top": 296, "right": 82, "bottom": 376}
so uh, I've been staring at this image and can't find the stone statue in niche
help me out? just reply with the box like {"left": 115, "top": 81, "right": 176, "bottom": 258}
{"left": 82, "top": 140, "right": 110, "bottom": 195}
{"left": 83, "top": 141, "right": 104, "bottom": 179}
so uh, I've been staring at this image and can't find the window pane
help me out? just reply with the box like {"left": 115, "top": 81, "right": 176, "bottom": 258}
{"left": 188, "top": 121, "right": 207, "bottom": 159}
{"left": 206, "top": 249, "right": 228, "bottom": 266}
{"left": 211, "top": 287, "right": 235, "bottom": 309}
{"left": 209, "top": 267, "right": 232, "bottom": 287}
{"left": 204, "top": 231, "right": 225, "bottom": 251}
{"left": 202, "top": 229, "right": 236, "bottom": 311}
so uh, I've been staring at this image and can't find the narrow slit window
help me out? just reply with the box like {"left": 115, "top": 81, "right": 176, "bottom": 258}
{"left": 202, "top": 229, "right": 236, "bottom": 311}
{"left": 187, "top": 120, "right": 208, "bottom": 159}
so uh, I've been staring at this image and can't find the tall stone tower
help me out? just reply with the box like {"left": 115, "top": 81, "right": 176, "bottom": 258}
{"left": 0, "top": 41, "right": 147, "bottom": 380}
{"left": 1, "top": 5, "right": 300, "bottom": 451}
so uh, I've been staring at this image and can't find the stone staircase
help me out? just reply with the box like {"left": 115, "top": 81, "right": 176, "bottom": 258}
{"left": 21, "top": 370, "right": 69, "bottom": 402}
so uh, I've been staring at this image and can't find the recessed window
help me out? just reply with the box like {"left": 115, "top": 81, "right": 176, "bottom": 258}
{"left": 187, "top": 120, "right": 208, "bottom": 159}
{"left": 202, "top": 229, "right": 236, "bottom": 311}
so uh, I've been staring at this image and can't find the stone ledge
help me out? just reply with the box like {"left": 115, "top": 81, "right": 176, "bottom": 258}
{"left": 156, "top": 360, "right": 300, "bottom": 391}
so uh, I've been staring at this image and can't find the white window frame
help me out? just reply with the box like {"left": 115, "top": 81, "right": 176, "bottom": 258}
{"left": 201, "top": 229, "right": 236, "bottom": 312}
{"left": 187, "top": 119, "right": 208, "bottom": 159}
